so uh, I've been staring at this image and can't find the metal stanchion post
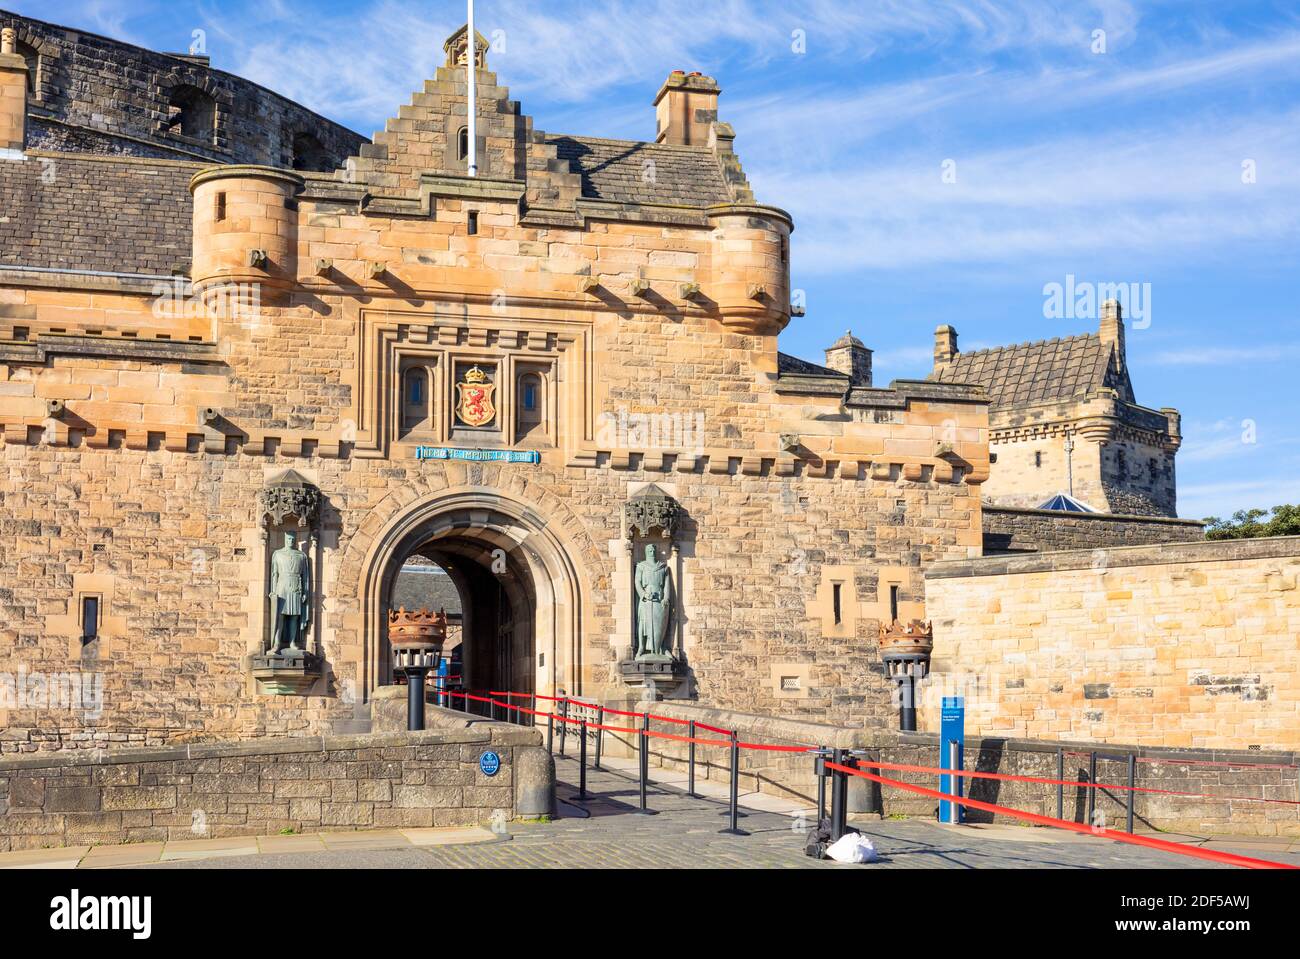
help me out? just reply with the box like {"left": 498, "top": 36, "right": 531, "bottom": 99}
{"left": 687, "top": 720, "right": 697, "bottom": 798}
{"left": 816, "top": 746, "right": 827, "bottom": 825}
{"left": 558, "top": 698, "right": 568, "bottom": 757}
{"left": 529, "top": 693, "right": 536, "bottom": 728}
{"left": 577, "top": 719, "right": 589, "bottom": 801}
{"left": 637, "top": 715, "right": 656, "bottom": 815}
{"left": 1087, "top": 750, "right": 1098, "bottom": 824}
{"left": 594, "top": 706, "right": 604, "bottom": 771}
{"left": 1127, "top": 753, "right": 1136, "bottom": 834}
{"left": 830, "top": 748, "right": 849, "bottom": 841}
{"left": 721, "top": 730, "right": 747, "bottom": 835}
{"left": 1056, "top": 747, "right": 1064, "bottom": 820}
{"left": 546, "top": 711, "right": 554, "bottom": 754}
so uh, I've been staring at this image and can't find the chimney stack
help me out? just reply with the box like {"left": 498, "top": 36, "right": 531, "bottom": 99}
{"left": 0, "top": 28, "right": 26, "bottom": 155}
{"left": 1100, "top": 298, "right": 1125, "bottom": 374}
{"left": 653, "top": 71, "right": 720, "bottom": 147}
{"left": 934, "top": 325, "right": 959, "bottom": 367}
{"left": 825, "top": 331, "right": 872, "bottom": 386}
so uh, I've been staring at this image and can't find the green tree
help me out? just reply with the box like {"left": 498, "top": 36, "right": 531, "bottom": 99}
{"left": 1204, "top": 504, "right": 1300, "bottom": 540}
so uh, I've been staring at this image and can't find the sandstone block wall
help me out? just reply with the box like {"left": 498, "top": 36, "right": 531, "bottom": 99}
{"left": 982, "top": 505, "right": 1204, "bottom": 554}
{"left": 0, "top": 724, "right": 543, "bottom": 852}
{"left": 923, "top": 537, "right": 1300, "bottom": 750}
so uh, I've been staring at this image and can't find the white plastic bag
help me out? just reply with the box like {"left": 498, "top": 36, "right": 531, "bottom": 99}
{"left": 826, "top": 832, "right": 879, "bottom": 864}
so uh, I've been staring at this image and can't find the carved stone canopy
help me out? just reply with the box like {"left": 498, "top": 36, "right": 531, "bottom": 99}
{"left": 259, "top": 469, "right": 322, "bottom": 529}
{"left": 625, "top": 484, "right": 679, "bottom": 540}
{"left": 443, "top": 25, "right": 488, "bottom": 69}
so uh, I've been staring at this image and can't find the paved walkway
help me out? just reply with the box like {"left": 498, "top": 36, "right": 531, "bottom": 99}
{"left": 3, "top": 757, "right": 1296, "bottom": 869}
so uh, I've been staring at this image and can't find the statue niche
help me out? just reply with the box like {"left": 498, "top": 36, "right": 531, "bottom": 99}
{"left": 250, "top": 470, "right": 324, "bottom": 695}
{"left": 620, "top": 485, "right": 688, "bottom": 697}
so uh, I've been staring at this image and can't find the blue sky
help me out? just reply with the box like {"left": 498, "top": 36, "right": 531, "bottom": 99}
{"left": 21, "top": 0, "right": 1300, "bottom": 519}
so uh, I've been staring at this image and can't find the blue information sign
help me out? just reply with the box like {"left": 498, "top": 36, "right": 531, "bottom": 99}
{"left": 479, "top": 751, "right": 501, "bottom": 777}
{"left": 938, "top": 696, "right": 965, "bottom": 824}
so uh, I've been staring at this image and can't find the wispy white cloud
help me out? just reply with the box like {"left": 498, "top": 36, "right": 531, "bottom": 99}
{"left": 766, "top": 108, "right": 1300, "bottom": 273}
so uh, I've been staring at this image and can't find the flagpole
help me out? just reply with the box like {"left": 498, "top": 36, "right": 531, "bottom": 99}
{"left": 466, "top": 0, "right": 477, "bottom": 177}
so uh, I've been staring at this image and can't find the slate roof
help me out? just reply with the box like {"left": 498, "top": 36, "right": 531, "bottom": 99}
{"left": 0, "top": 155, "right": 196, "bottom": 276}
{"left": 931, "top": 334, "right": 1131, "bottom": 409}
{"left": 545, "top": 135, "right": 731, "bottom": 207}
{"left": 777, "top": 351, "right": 845, "bottom": 378}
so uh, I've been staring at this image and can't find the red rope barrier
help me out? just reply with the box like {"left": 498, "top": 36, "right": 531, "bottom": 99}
{"left": 1066, "top": 750, "right": 1300, "bottom": 771}
{"left": 825, "top": 761, "right": 1296, "bottom": 870}
{"left": 851, "top": 757, "right": 1300, "bottom": 805}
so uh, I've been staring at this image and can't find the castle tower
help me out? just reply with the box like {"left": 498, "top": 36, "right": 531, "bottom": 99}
{"left": 825, "top": 331, "right": 872, "bottom": 386}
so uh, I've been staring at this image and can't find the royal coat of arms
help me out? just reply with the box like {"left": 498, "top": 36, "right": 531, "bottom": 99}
{"left": 455, "top": 365, "right": 497, "bottom": 427}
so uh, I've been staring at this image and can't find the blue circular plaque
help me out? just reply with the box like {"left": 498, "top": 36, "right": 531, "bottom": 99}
{"left": 479, "top": 751, "right": 501, "bottom": 776}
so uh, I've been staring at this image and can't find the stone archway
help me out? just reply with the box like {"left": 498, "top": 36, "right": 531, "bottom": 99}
{"left": 350, "top": 486, "right": 592, "bottom": 703}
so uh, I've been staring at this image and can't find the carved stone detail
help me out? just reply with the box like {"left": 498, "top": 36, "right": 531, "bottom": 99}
{"left": 258, "top": 469, "right": 321, "bottom": 528}
{"left": 624, "top": 484, "right": 679, "bottom": 540}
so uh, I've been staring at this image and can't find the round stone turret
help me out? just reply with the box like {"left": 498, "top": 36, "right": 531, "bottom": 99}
{"left": 189, "top": 165, "right": 303, "bottom": 296}
{"left": 705, "top": 203, "right": 793, "bottom": 335}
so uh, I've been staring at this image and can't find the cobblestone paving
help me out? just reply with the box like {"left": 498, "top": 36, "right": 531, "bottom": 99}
{"left": 143, "top": 758, "right": 1285, "bottom": 870}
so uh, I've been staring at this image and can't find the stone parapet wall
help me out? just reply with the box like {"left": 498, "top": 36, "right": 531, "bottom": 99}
{"left": 924, "top": 537, "right": 1300, "bottom": 751}
{"left": 983, "top": 505, "right": 1204, "bottom": 554}
{"left": 0, "top": 724, "right": 548, "bottom": 853}
{"left": 1, "top": 11, "right": 365, "bottom": 167}
{"left": 875, "top": 733, "right": 1300, "bottom": 838}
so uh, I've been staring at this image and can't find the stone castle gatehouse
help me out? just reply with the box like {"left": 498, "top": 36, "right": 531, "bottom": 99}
{"left": 1, "top": 14, "right": 1207, "bottom": 755}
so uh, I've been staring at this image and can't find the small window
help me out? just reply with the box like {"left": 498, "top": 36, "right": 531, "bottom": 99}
{"left": 166, "top": 84, "right": 216, "bottom": 141}
{"left": 1116, "top": 449, "right": 1127, "bottom": 477}
{"left": 457, "top": 126, "right": 469, "bottom": 162}
{"left": 467, "top": 210, "right": 479, "bottom": 236}
{"left": 214, "top": 192, "right": 226, "bottom": 222}
{"left": 1149, "top": 457, "right": 1158, "bottom": 480}
{"left": 17, "top": 41, "right": 38, "bottom": 97}
{"left": 81, "top": 596, "right": 99, "bottom": 645}
{"left": 1034, "top": 451, "right": 1043, "bottom": 468}
{"left": 889, "top": 585, "right": 900, "bottom": 623}
{"left": 291, "top": 131, "right": 331, "bottom": 172}
{"left": 401, "top": 367, "right": 430, "bottom": 434}
{"left": 832, "top": 583, "right": 842, "bottom": 625}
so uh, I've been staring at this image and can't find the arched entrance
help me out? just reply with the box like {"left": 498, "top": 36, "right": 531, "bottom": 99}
{"left": 357, "top": 490, "right": 586, "bottom": 705}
